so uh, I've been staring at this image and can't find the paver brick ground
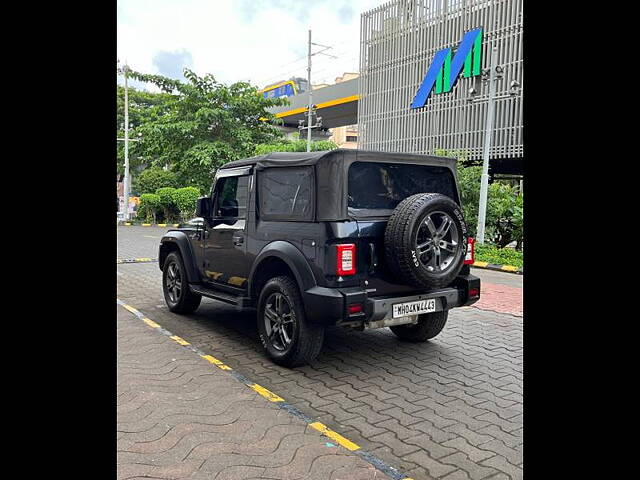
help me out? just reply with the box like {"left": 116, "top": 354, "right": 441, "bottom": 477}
{"left": 117, "top": 306, "right": 379, "bottom": 480}
{"left": 117, "top": 226, "right": 523, "bottom": 479}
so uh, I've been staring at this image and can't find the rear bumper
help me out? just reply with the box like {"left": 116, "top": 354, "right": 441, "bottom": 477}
{"left": 302, "top": 274, "right": 481, "bottom": 326}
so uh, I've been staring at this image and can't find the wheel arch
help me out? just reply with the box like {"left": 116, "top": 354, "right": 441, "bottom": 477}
{"left": 159, "top": 231, "right": 200, "bottom": 283}
{"left": 248, "top": 241, "right": 317, "bottom": 301}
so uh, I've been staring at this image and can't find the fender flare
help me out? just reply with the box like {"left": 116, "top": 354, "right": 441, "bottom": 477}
{"left": 159, "top": 231, "right": 201, "bottom": 283}
{"left": 248, "top": 241, "right": 317, "bottom": 297}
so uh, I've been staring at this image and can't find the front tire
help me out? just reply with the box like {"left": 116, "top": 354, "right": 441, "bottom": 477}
{"left": 390, "top": 310, "right": 448, "bottom": 342}
{"left": 257, "top": 276, "right": 324, "bottom": 367}
{"left": 162, "top": 252, "right": 201, "bottom": 313}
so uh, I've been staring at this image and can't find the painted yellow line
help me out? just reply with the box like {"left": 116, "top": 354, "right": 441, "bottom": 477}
{"left": 169, "top": 335, "right": 190, "bottom": 346}
{"left": 201, "top": 354, "right": 233, "bottom": 370}
{"left": 309, "top": 422, "right": 360, "bottom": 451}
{"left": 141, "top": 223, "right": 152, "bottom": 226}
{"left": 274, "top": 94, "right": 359, "bottom": 118}
{"left": 157, "top": 223, "right": 167, "bottom": 227}
{"left": 135, "top": 257, "right": 153, "bottom": 262}
{"left": 122, "top": 304, "right": 139, "bottom": 315}
{"left": 173, "top": 223, "right": 180, "bottom": 227}
{"left": 473, "top": 261, "right": 489, "bottom": 267}
{"left": 124, "top": 222, "right": 131, "bottom": 226}
{"left": 250, "top": 383, "right": 285, "bottom": 402}
{"left": 143, "top": 318, "right": 160, "bottom": 328}
{"left": 501, "top": 265, "right": 519, "bottom": 272}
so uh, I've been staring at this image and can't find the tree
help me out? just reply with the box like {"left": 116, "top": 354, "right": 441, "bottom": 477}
{"left": 125, "top": 69, "right": 287, "bottom": 193}
{"left": 156, "top": 187, "right": 178, "bottom": 222}
{"left": 138, "top": 194, "right": 161, "bottom": 223}
{"left": 171, "top": 187, "right": 201, "bottom": 221}
{"left": 116, "top": 85, "right": 173, "bottom": 176}
{"left": 254, "top": 138, "right": 338, "bottom": 155}
{"left": 135, "top": 166, "right": 177, "bottom": 195}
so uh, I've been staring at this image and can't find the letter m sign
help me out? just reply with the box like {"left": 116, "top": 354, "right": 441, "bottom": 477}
{"left": 411, "top": 28, "right": 482, "bottom": 109}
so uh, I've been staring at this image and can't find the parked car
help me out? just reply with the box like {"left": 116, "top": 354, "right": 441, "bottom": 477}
{"left": 158, "top": 149, "right": 480, "bottom": 367}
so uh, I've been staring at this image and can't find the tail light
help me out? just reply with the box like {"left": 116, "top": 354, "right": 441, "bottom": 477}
{"left": 464, "top": 237, "right": 475, "bottom": 265}
{"left": 336, "top": 244, "right": 356, "bottom": 276}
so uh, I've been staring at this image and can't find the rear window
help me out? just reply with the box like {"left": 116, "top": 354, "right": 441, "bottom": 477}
{"left": 347, "top": 161, "right": 457, "bottom": 215}
{"left": 258, "top": 167, "right": 314, "bottom": 221}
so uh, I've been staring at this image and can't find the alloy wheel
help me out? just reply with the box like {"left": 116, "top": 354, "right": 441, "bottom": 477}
{"left": 414, "top": 211, "right": 460, "bottom": 272}
{"left": 264, "top": 292, "right": 295, "bottom": 351}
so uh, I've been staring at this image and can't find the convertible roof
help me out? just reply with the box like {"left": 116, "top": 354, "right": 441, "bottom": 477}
{"left": 219, "top": 149, "right": 457, "bottom": 170}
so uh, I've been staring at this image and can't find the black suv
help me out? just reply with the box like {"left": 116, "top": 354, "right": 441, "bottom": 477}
{"left": 159, "top": 149, "right": 480, "bottom": 367}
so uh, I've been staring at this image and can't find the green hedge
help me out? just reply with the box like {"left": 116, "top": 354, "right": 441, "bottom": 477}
{"left": 475, "top": 243, "right": 523, "bottom": 268}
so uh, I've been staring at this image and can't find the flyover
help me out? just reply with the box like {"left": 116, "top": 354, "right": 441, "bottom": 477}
{"left": 266, "top": 77, "right": 358, "bottom": 129}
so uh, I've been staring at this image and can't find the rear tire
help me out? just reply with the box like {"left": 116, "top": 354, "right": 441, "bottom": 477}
{"left": 390, "top": 310, "right": 448, "bottom": 342}
{"left": 162, "top": 251, "right": 202, "bottom": 313}
{"left": 257, "top": 276, "right": 324, "bottom": 367}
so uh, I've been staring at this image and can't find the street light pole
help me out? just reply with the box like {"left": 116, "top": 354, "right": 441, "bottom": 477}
{"left": 306, "top": 29, "right": 312, "bottom": 153}
{"left": 122, "top": 63, "right": 131, "bottom": 221}
{"left": 476, "top": 46, "right": 499, "bottom": 244}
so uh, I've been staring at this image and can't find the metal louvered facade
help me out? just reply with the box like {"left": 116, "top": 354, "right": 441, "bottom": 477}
{"left": 358, "top": 0, "right": 523, "bottom": 172}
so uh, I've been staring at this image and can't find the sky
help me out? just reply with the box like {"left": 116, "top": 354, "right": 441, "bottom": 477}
{"left": 117, "top": 0, "right": 383, "bottom": 91}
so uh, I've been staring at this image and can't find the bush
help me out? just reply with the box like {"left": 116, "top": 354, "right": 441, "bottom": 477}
{"left": 135, "top": 166, "right": 177, "bottom": 195}
{"left": 475, "top": 243, "right": 523, "bottom": 268}
{"left": 171, "top": 187, "right": 200, "bottom": 221}
{"left": 155, "top": 187, "right": 178, "bottom": 223}
{"left": 137, "top": 193, "right": 161, "bottom": 223}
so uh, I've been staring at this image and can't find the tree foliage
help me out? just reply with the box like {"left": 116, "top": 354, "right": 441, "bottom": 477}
{"left": 138, "top": 194, "right": 161, "bottom": 223}
{"left": 135, "top": 166, "right": 177, "bottom": 195}
{"left": 171, "top": 187, "right": 201, "bottom": 221}
{"left": 124, "top": 68, "right": 287, "bottom": 192}
{"left": 254, "top": 138, "right": 338, "bottom": 155}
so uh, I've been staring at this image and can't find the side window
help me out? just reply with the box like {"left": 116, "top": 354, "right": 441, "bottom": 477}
{"left": 258, "top": 167, "right": 313, "bottom": 221}
{"left": 214, "top": 176, "right": 249, "bottom": 218}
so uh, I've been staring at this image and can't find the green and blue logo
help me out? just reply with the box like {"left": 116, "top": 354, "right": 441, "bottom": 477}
{"left": 411, "top": 28, "right": 482, "bottom": 109}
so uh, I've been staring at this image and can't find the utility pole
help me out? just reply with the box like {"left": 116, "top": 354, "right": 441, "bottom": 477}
{"left": 476, "top": 46, "right": 500, "bottom": 244}
{"left": 122, "top": 63, "right": 131, "bottom": 221}
{"left": 299, "top": 30, "right": 334, "bottom": 151}
{"left": 306, "top": 29, "right": 313, "bottom": 152}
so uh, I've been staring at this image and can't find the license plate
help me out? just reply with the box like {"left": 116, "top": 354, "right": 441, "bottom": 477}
{"left": 392, "top": 298, "right": 437, "bottom": 318}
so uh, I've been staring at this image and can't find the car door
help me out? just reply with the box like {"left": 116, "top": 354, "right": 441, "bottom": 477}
{"left": 203, "top": 174, "right": 250, "bottom": 291}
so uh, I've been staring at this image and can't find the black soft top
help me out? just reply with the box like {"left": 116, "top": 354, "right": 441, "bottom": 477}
{"left": 221, "top": 149, "right": 459, "bottom": 221}
{"left": 220, "top": 149, "right": 457, "bottom": 171}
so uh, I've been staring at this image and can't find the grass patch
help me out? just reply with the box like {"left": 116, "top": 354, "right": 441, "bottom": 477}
{"left": 475, "top": 243, "right": 523, "bottom": 269}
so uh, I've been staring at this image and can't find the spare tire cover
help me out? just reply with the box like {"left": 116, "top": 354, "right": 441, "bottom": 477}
{"left": 384, "top": 193, "right": 468, "bottom": 289}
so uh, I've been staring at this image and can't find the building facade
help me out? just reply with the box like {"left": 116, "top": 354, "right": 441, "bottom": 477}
{"left": 358, "top": 0, "right": 523, "bottom": 175}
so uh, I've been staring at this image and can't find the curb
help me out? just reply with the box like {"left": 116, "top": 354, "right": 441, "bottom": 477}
{"left": 472, "top": 261, "right": 523, "bottom": 275}
{"left": 119, "top": 222, "right": 180, "bottom": 227}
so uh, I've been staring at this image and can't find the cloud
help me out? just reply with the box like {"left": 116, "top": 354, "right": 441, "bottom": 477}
{"left": 152, "top": 49, "right": 194, "bottom": 80}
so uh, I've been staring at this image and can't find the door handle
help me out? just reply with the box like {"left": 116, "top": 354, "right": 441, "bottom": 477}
{"left": 233, "top": 236, "right": 244, "bottom": 246}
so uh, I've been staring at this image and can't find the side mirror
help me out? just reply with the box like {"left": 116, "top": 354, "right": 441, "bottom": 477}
{"left": 195, "top": 196, "right": 212, "bottom": 218}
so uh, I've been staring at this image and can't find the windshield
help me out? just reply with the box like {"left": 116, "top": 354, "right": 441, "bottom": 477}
{"left": 347, "top": 161, "right": 457, "bottom": 216}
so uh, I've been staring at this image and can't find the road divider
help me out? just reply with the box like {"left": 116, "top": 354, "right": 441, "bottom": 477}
{"left": 117, "top": 258, "right": 157, "bottom": 264}
{"left": 116, "top": 299, "right": 414, "bottom": 480}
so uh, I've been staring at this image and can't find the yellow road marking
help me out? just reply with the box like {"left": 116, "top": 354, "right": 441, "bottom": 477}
{"left": 309, "top": 422, "right": 360, "bottom": 451}
{"left": 173, "top": 224, "right": 180, "bottom": 227}
{"left": 501, "top": 265, "right": 519, "bottom": 272}
{"left": 143, "top": 318, "right": 160, "bottom": 328}
{"left": 473, "top": 261, "right": 489, "bottom": 267}
{"left": 135, "top": 257, "right": 153, "bottom": 262}
{"left": 122, "top": 304, "right": 139, "bottom": 315}
{"left": 169, "top": 335, "right": 190, "bottom": 346}
{"left": 141, "top": 223, "right": 152, "bottom": 226}
{"left": 201, "top": 354, "right": 233, "bottom": 370}
{"left": 143, "top": 235, "right": 158, "bottom": 239}
{"left": 124, "top": 222, "right": 131, "bottom": 226}
{"left": 250, "top": 383, "right": 285, "bottom": 402}
{"left": 157, "top": 223, "right": 167, "bottom": 227}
